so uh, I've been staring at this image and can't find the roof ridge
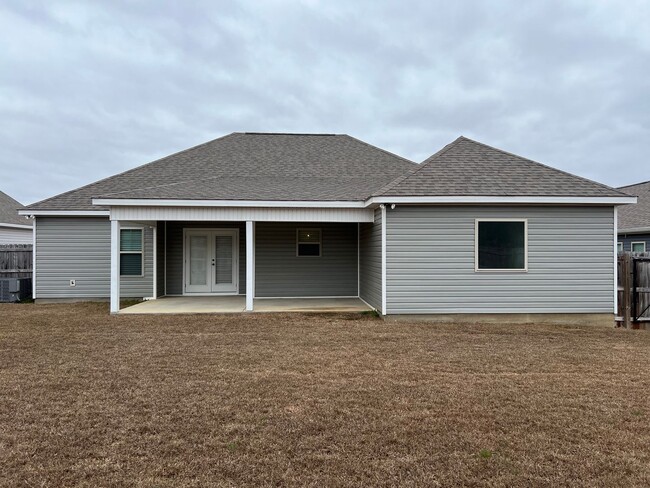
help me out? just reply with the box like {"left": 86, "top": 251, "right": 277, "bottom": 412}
{"left": 243, "top": 132, "right": 339, "bottom": 136}
{"left": 343, "top": 135, "right": 417, "bottom": 167}
{"left": 374, "top": 136, "right": 465, "bottom": 196}
{"left": 26, "top": 132, "right": 237, "bottom": 209}
{"left": 456, "top": 136, "right": 631, "bottom": 197}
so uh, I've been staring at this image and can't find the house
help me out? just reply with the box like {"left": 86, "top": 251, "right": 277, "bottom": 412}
{"left": 0, "top": 190, "right": 32, "bottom": 245}
{"left": 617, "top": 181, "right": 650, "bottom": 253}
{"left": 20, "top": 133, "right": 635, "bottom": 324}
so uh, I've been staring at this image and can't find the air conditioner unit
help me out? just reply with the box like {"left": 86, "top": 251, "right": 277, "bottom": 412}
{"left": 0, "top": 278, "right": 32, "bottom": 303}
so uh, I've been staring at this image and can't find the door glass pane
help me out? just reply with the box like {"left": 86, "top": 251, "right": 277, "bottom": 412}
{"left": 215, "top": 235, "right": 233, "bottom": 284}
{"left": 189, "top": 235, "right": 208, "bottom": 285}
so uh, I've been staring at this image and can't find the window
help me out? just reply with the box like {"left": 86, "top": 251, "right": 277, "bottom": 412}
{"left": 617, "top": 242, "right": 623, "bottom": 253}
{"left": 631, "top": 242, "right": 646, "bottom": 253}
{"left": 475, "top": 219, "right": 527, "bottom": 271}
{"left": 297, "top": 228, "right": 321, "bottom": 257}
{"left": 120, "top": 228, "right": 143, "bottom": 276}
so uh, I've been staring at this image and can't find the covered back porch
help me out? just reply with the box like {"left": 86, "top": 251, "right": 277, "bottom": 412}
{"left": 108, "top": 205, "right": 382, "bottom": 314}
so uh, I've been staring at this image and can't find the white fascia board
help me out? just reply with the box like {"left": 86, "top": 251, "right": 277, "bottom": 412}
{"left": 366, "top": 196, "right": 637, "bottom": 205}
{"left": 18, "top": 210, "right": 111, "bottom": 216}
{"left": 92, "top": 198, "right": 367, "bottom": 208}
{"left": 0, "top": 222, "right": 33, "bottom": 229}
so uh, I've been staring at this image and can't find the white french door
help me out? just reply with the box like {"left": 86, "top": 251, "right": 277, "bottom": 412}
{"left": 184, "top": 229, "right": 239, "bottom": 294}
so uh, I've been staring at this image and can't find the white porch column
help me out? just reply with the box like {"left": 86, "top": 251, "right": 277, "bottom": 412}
{"left": 246, "top": 220, "right": 255, "bottom": 311}
{"left": 110, "top": 220, "right": 121, "bottom": 313}
{"left": 152, "top": 224, "right": 157, "bottom": 299}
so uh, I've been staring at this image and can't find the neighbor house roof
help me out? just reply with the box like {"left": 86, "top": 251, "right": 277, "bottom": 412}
{"left": 617, "top": 180, "right": 650, "bottom": 232}
{"left": 376, "top": 136, "right": 628, "bottom": 198}
{"left": 25, "top": 133, "right": 416, "bottom": 210}
{"left": 0, "top": 191, "right": 31, "bottom": 226}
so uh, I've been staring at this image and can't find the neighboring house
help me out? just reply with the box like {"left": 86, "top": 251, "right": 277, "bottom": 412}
{"left": 0, "top": 190, "right": 32, "bottom": 245}
{"left": 617, "top": 180, "right": 650, "bottom": 253}
{"left": 20, "top": 133, "right": 635, "bottom": 324}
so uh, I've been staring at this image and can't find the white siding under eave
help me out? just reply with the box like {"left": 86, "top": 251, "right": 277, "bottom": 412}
{"left": 359, "top": 207, "right": 382, "bottom": 310}
{"left": 35, "top": 217, "right": 153, "bottom": 299}
{"left": 386, "top": 206, "right": 615, "bottom": 314}
{"left": 111, "top": 206, "right": 374, "bottom": 223}
{"left": 0, "top": 226, "right": 33, "bottom": 245}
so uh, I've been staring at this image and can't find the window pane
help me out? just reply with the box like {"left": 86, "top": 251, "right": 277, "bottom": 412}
{"left": 617, "top": 243, "right": 623, "bottom": 252}
{"left": 298, "top": 229, "right": 321, "bottom": 243}
{"left": 120, "top": 253, "right": 142, "bottom": 275}
{"left": 298, "top": 243, "right": 320, "bottom": 256}
{"left": 478, "top": 221, "right": 525, "bottom": 269}
{"left": 189, "top": 235, "right": 208, "bottom": 285}
{"left": 120, "top": 229, "right": 142, "bottom": 252}
{"left": 215, "top": 235, "right": 233, "bottom": 284}
{"left": 632, "top": 242, "right": 646, "bottom": 253}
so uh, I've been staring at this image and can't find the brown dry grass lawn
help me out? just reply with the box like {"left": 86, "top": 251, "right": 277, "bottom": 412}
{"left": 1, "top": 303, "right": 649, "bottom": 487}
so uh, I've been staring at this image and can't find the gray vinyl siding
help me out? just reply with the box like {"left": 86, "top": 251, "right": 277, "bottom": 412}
{"left": 618, "top": 233, "right": 650, "bottom": 253}
{"left": 0, "top": 226, "right": 32, "bottom": 245}
{"left": 165, "top": 222, "right": 246, "bottom": 295}
{"left": 35, "top": 217, "right": 153, "bottom": 299}
{"left": 386, "top": 206, "right": 615, "bottom": 314}
{"left": 255, "top": 222, "right": 358, "bottom": 297}
{"left": 359, "top": 208, "right": 382, "bottom": 310}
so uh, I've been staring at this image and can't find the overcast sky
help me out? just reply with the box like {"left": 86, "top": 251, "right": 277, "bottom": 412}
{"left": 1, "top": 0, "right": 649, "bottom": 205}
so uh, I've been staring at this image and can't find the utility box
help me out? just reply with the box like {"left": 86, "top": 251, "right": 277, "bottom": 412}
{"left": 0, "top": 278, "right": 32, "bottom": 303}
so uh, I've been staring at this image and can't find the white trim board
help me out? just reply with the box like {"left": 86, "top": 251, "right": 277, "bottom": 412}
{"left": 613, "top": 207, "right": 618, "bottom": 315}
{"left": 18, "top": 210, "right": 110, "bottom": 216}
{"left": 94, "top": 198, "right": 366, "bottom": 208}
{"left": 367, "top": 196, "right": 637, "bottom": 205}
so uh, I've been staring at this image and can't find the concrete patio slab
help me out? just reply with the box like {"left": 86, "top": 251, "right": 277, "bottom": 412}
{"left": 253, "top": 297, "right": 372, "bottom": 313}
{"left": 120, "top": 296, "right": 246, "bottom": 314}
{"left": 120, "top": 296, "right": 372, "bottom": 314}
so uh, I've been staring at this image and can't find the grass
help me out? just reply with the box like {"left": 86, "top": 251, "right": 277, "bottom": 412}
{"left": 0, "top": 302, "right": 649, "bottom": 487}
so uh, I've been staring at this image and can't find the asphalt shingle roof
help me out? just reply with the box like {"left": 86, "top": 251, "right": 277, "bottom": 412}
{"left": 26, "top": 133, "right": 628, "bottom": 211}
{"left": 0, "top": 191, "right": 31, "bottom": 226}
{"left": 376, "top": 136, "right": 628, "bottom": 198}
{"left": 617, "top": 181, "right": 650, "bottom": 231}
{"left": 26, "top": 133, "right": 416, "bottom": 210}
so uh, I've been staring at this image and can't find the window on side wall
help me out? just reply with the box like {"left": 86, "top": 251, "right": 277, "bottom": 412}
{"left": 475, "top": 219, "right": 527, "bottom": 271}
{"left": 631, "top": 242, "right": 646, "bottom": 253}
{"left": 120, "top": 228, "right": 143, "bottom": 276}
{"left": 296, "top": 228, "right": 321, "bottom": 257}
{"left": 617, "top": 242, "right": 623, "bottom": 253}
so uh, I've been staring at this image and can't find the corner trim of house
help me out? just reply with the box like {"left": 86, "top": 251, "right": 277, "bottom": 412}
{"left": 613, "top": 206, "right": 618, "bottom": 314}
{"left": 381, "top": 204, "right": 387, "bottom": 316}
{"left": 32, "top": 217, "right": 37, "bottom": 299}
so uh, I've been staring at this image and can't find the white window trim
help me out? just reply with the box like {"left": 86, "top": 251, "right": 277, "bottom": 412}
{"left": 617, "top": 242, "right": 623, "bottom": 252}
{"left": 120, "top": 227, "right": 144, "bottom": 277}
{"left": 296, "top": 228, "right": 322, "bottom": 257}
{"left": 475, "top": 218, "right": 528, "bottom": 272}
{"left": 631, "top": 241, "right": 646, "bottom": 253}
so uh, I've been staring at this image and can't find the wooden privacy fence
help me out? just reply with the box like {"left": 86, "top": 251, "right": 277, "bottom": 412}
{"left": 0, "top": 244, "right": 32, "bottom": 278}
{"left": 617, "top": 252, "right": 650, "bottom": 328}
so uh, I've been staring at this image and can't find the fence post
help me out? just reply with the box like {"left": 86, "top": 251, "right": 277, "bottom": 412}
{"left": 622, "top": 253, "right": 632, "bottom": 328}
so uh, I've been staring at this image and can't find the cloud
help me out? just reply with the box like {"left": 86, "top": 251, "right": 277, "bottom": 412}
{"left": 0, "top": 0, "right": 648, "bottom": 204}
